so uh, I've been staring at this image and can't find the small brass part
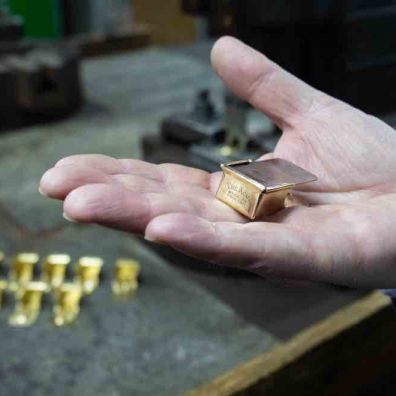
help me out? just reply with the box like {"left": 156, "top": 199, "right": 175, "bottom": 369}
{"left": 8, "top": 281, "right": 46, "bottom": 327}
{"left": 216, "top": 159, "right": 317, "bottom": 220}
{"left": 112, "top": 259, "right": 140, "bottom": 298}
{"left": 0, "top": 280, "right": 8, "bottom": 308}
{"left": 42, "top": 254, "right": 71, "bottom": 291}
{"left": 9, "top": 253, "right": 40, "bottom": 292}
{"left": 53, "top": 283, "right": 82, "bottom": 327}
{"left": 218, "top": 145, "right": 234, "bottom": 157}
{"left": 0, "top": 252, "right": 5, "bottom": 306}
{"left": 74, "top": 256, "right": 103, "bottom": 295}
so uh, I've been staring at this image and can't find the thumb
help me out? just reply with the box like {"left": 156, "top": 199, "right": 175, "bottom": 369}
{"left": 211, "top": 36, "right": 332, "bottom": 129}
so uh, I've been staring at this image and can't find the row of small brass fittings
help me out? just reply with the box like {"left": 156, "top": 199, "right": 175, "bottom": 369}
{"left": 0, "top": 252, "right": 140, "bottom": 328}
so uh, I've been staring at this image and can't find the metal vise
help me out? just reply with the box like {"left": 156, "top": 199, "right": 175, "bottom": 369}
{"left": 0, "top": 44, "right": 82, "bottom": 130}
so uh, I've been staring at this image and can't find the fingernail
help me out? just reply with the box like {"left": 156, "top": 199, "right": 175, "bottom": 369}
{"left": 38, "top": 187, "right": 47, "bottom": 197}
{"left": 63, "top": 212, "right": 77, "bottom": 223}
{"left": 144, "top": 235, "right": 167, "bottom": 246}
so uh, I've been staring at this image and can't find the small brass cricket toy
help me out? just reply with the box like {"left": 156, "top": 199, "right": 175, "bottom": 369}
{"left": 216, "top": 159, "right": 317, "bottom": 220}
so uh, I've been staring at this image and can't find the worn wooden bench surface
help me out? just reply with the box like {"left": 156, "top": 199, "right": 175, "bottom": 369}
{"left": 0, "top": 43, "right": 395, "bottom": 395}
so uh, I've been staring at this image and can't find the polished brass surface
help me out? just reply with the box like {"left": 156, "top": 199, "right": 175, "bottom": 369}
{"left": 42, "top": 254, "right": 71, "bottom": 291}
{"left": 9, "top": 253, "right": 40, "bottom": 292}
{"left": 112, "top": 259, "right": 140, "bottom": 298}
{"left": 53, "top": 283, "right": 82, "bottom": 327}
{"left": 75, "top": 257, "right": 103, "bottom": 295}
{"left": 0, "top": 280, "right": 7, "bottom": 309}
{"left": 216, "top": 159, "right": 317, "bottom": 220}
{"left": 9, "top": 281, "right": 47, "bottom": 327}
{"left": 1, "top": 251, "right": 141, "bottom": 327}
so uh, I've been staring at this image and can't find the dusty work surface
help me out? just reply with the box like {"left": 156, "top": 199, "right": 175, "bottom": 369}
{"left": 0, "top": 227, "right": 275, "bottom": 396}
{"left": 0, "top": 43, "right": 369, "bottom": 395}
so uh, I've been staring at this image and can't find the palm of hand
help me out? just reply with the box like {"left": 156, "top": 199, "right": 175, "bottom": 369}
{"left": 278, "top": 103, "right": 396, "bottom": 195}
{"left": 40, "top": 37, "right": 396, "bottom": 288}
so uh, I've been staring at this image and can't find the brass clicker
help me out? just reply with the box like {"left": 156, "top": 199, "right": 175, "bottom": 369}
{"left": 216, "top": 159, "right": 317, "bottom": 220}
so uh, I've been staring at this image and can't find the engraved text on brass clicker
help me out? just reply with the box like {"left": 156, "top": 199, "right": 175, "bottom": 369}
{"left": 224, "top": 179, "right": 252, "bottom": 210}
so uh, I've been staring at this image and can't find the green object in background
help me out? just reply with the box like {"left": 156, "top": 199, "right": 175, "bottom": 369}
{"left": 0, "top": 0, "right": 8, "bottom": 11}
{"left": 8, "top": 0, "right": 63, "bottom": 39}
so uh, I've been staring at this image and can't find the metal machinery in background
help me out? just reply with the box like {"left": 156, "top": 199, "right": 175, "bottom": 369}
{"left": 184, "top": 0, "right": 396, "bottom": 115}
{"left": 144, "top": 0, "right": 396, "bottom": 171}
{"left": 0, "top": 4, "right": 82, "bottom": 131}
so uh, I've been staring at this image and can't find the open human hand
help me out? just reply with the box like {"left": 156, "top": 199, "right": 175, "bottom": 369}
{"left": 40, "top": 37, "right": 396, "bottom": 288}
